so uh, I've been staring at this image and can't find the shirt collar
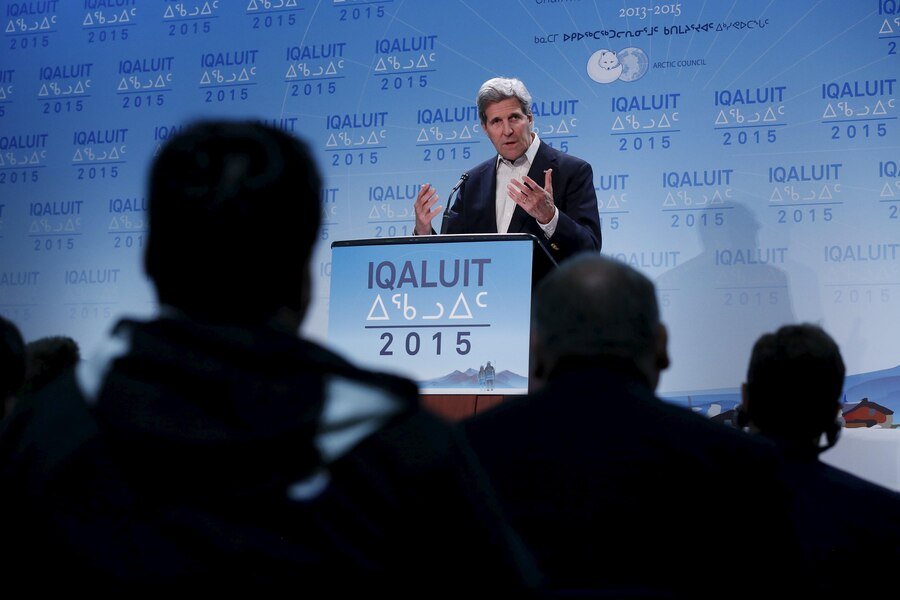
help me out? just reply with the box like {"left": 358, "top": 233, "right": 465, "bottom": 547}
{"left": 496, "top": 132, "right": 540, "bottom": 170}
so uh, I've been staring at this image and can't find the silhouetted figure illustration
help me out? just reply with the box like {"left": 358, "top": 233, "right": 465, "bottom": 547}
{"left": 738, "top": 324, "right": 900, "bottom": 599}
{"left": 478, "top": 364, "right": 486, "bottom": 390}
{"left": 463, "top": 253, "right": 804, "bottom": 599}
{"left": 484, "top": 361, "right": 496, "bottom": 391}
{"left": 0, "top": 121, "right": 538, "bottom": 595}
{"left": 0, "top": 316, "right": 25, "bottom": 419}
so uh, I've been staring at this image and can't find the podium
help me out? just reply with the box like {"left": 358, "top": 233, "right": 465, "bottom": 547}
{"left": 328, "top": 234, "right": 556, "bottom": 420}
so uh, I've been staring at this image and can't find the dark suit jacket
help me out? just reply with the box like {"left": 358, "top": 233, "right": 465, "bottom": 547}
{"left": 0, "top": 317, "right": 540, "bottom": 595}
{"left": 441, "top": 141, "right": 601, "bottom": 263}
{"left": 462, "top": 361, "right": 806, "bottom": 599}
{"left": 778, "top": 453, "right": 900, "bottom": 599}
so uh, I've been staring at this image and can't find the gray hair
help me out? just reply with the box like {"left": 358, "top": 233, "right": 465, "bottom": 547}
{"left": 476, "top": 77, "right": 533, "bottom": 124}
{"left": 532, "top": 253, "right": 660, "bottom": 366}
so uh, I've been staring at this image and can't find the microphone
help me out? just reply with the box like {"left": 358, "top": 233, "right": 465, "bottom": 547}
{"left": 441, "top": 172, "right": 468, "bottom": 232}
{"left": 450, "top": 171, "right": 469, "bottom": 193}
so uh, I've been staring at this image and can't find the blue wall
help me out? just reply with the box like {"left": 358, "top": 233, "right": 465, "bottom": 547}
{"left": 1, "top": 0, "right": 898, "bottom": 412}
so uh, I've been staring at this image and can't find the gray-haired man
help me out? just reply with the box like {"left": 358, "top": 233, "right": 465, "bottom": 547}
{"left": 414, "top": 77, "right": 601, "bottom": 263}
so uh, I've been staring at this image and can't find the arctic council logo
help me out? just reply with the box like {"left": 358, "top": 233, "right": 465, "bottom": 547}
{"left": 587, "top": 47, "right": 649, "bottom": 84}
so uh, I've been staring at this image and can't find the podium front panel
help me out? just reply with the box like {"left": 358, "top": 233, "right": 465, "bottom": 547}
{"left": 328, "top": 237, "right": 533, "bottom": 395}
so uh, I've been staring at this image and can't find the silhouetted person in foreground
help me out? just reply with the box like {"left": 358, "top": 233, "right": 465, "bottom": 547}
{"left": 2, "top": 334, "right": 81, "bottom": 418}
{"left": 739, "top": 324, "right": 900, "bottom": 598}
{"left": 0, "top": 316, "right": 26, "bottom": 419}
{"left": 463, "top": 253, "right": 805, "bottom": 599}
{"left": 0, "top": 121, "right": 537, "bottom": 595}
{"left": 21, "top": 335, "right": 80, "bottom": 396}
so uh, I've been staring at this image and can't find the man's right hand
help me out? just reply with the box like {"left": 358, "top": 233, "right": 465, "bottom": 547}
{"left": 413, "top": 183, "right": 441, "bottom": 235}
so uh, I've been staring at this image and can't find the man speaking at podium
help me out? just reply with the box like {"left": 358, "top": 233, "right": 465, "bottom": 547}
{"left": 413, "top": 77, "right": 602, "bottom": 263}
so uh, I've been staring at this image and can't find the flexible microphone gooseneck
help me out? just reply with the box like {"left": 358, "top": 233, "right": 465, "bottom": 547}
{"left": 440, "top": 172, "right": 468, "bottom": 233}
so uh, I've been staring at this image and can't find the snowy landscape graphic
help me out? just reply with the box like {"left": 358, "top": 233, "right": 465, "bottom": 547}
{"left": 663, "top": 364, "right": 900, "bottom": 427}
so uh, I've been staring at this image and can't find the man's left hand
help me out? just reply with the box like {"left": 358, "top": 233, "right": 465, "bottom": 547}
{"left": 508, "top": 168, "right": 555, "bottom": 225}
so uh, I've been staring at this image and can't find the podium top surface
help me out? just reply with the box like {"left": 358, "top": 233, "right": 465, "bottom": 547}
{"left": 332, "top": 233, "right": 543, "bottom": 248}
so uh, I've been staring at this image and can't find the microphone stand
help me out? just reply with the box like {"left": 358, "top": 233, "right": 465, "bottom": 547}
{"left": 440, "top": 172, "right": 468, "bottom": 234}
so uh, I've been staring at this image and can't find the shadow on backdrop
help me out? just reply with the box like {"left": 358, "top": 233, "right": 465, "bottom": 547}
{"left": 655, "top": 202, "right": 795, "bottom": 393}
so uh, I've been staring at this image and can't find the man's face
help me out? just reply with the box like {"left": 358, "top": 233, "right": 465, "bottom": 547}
{"left": 482, "top": 97, "right": 534, "bottom": 161}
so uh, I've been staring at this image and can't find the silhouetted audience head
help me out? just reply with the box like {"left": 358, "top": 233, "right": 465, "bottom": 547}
{"left": 530, "top": 253, "right": 670, "bottom": 389}
{"left": 145, "top": 120, "right": 322, "bottom": 327}
{"left": 741, "top": 323, "right": 846, "bottom": 458}
{"left": 0, "top": 316, "right": 26, "bottom": 418}
{"left": 22, "top": 336, "right": 80, "bottom": 397}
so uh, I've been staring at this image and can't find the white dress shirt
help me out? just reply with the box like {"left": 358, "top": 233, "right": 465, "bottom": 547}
{"left": 494, "top": 133, "right": 559, "bottom": 237}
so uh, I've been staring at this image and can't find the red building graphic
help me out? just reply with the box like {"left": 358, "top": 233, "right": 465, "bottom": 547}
{"left": 842, "top": 398, "right": 894, "bottom": 429}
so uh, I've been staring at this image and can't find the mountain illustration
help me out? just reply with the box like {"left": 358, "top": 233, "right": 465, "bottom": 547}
{"left": 492, "top": 369, "right": 528, "bottom": 388}
{"left": 423, "top": 369, "right": 478, "bottom": 387}
{"left": 421, "top": 368, "right": 527, "bottom": 389}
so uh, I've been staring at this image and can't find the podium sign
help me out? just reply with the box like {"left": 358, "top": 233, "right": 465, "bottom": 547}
{"left": 328, "top": 235, "right": 534, "bottom": 394}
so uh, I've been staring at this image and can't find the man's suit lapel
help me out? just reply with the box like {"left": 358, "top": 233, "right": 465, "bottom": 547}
{"left": 507, "top": 142, "right": 557, "bottom": 234}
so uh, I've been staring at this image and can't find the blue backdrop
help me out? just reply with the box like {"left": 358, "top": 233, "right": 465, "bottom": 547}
{"left": 1, "top": 0, "right": 899, "bottom": 422}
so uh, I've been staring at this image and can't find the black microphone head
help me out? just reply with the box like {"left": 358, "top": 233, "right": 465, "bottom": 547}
{"left": 449, "top": 172, "right": 468, "bottom": 193}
